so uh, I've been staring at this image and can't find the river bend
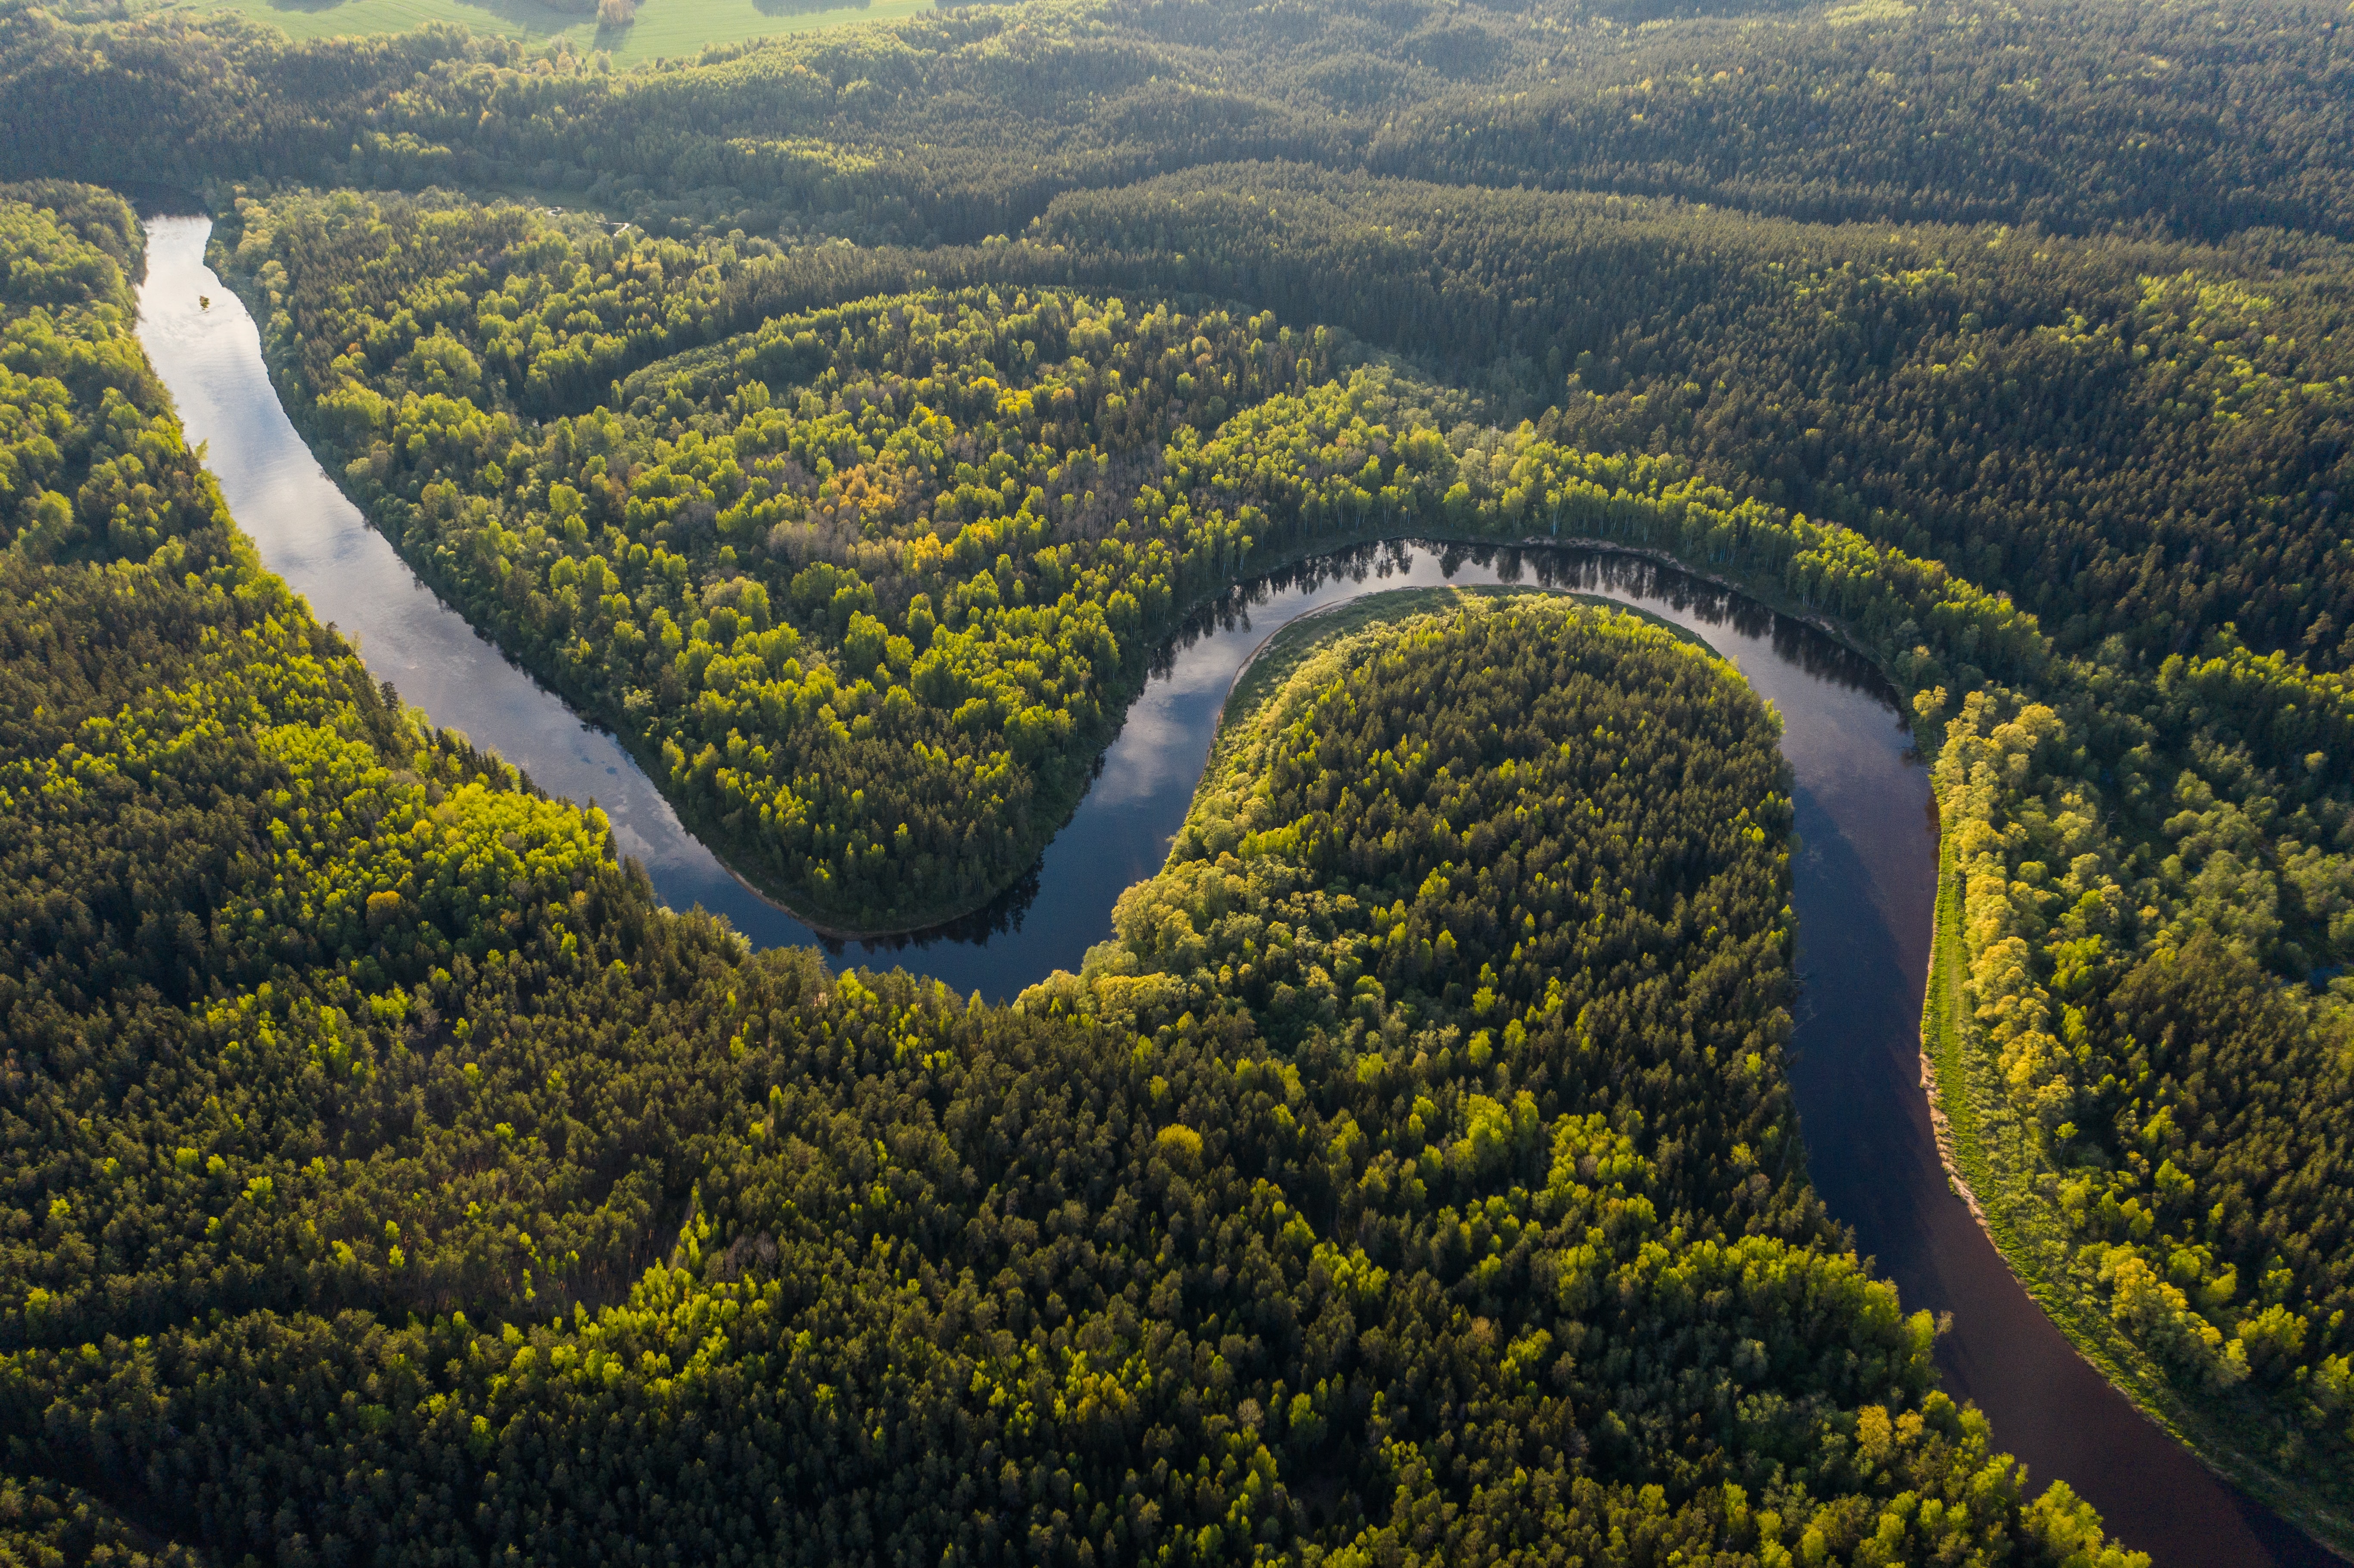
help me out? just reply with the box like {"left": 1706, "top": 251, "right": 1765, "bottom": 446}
{"left": 132, "top": 212, "right": 2336, "bottom": 1568}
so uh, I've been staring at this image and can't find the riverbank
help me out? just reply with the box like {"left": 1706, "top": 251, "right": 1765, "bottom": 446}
{"left": 202, "top": 212, "right": 1906, "bottom": 941}
{"left": 1217, "top": 583, "right": 1713, "bottom": 744}
{"left": 145, "top": 204, "right": 2345, "bottom": 1564}
{"left": 1921, "top": 826, "right": 2354, "bottom": 1558}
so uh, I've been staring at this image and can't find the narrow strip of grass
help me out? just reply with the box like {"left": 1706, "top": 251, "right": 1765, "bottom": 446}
{"left": 1928, "top": 815, "right": 2199, "bottom": 1403}
{"left": 1921, "top": 818, "right": 2354, "bottom": 1558}
{"left": 166, "top": 0, "right": 934, "bottom": 65}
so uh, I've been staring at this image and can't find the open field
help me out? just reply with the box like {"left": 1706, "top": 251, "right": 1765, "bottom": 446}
{"left": 152, "top": 0, "right": 934, "bottom": 63}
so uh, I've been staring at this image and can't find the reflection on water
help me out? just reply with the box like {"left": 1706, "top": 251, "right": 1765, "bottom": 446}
{"left": 133, "top": 209, "right": 2338, "bottom": 1568}
{"left": 850, "top": 540, "right": 1557, "bottom": 986}
{"left": 854, "top": 540, "right": 1905, "bottom": 981}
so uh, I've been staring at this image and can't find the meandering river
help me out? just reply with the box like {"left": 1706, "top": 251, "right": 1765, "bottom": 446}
{"left": 134, "top": 213, "right": 2339, "bottom": 1568}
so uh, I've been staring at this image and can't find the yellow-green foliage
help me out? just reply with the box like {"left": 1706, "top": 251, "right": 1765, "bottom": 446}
{"left": 0, "top": 180, "right": 757, "bottom": 1340}
{"left": 230, "top": 187, "right": 2064, "bottom": 933}
{"left": 229, "top": 189, "right": 1379, "bottom": 923}
{"left": 6, "top": 0, "right": 2354, "bottom": 1524}
{"left": 0, "top": 1471, "right": 204, "bottom": 1567}
{"left": 0, "top": 193, "right": 2148, "bottom": 1562}
{"left": 1930, "top": 677, "right": 2354, "bottom": 1472}
{"left": 178, "top": 172, "right": 2354, "bottom": 1513}
{"left": 0, "top": 361, "right": 2147, "bottom": 1566}
{"left": 1058, "top": 596, "right": 1807, "bottom": 1242}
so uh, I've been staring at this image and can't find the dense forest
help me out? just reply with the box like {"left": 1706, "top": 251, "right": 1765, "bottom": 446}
{"left": 221, "top": 188, "right": 1382, "bottom": 927}
{"left": 2, "top": 0, "right": 2354, "bottom": 1549}
{"left": 175, "top": 159, "right": 2354, "bottom": 1529}
{"left": 1038, "top": 166, "right": 2354, "bottom": 673}
{"left": 3, "top": 0, "right": 2353, "bottom": 244}
{"left": 0, "top": 183, "right": 2157, "bottom": 1565}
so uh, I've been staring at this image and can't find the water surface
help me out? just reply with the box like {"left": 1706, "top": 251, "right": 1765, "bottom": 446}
{"left": 134, "top": 212, "right": 2339, "bottom": 1568}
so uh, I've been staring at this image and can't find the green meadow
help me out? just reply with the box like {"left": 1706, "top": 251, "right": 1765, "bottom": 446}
{"left": 154, "top": 0, "right": 934, "bottom": 64}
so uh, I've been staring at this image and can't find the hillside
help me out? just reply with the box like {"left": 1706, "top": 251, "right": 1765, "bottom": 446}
{"left": 0, "top": 184, "right": 2152, "bottom": 1564}
{"left": 0, "top": 0, "right": 2351, "bottom": 1548}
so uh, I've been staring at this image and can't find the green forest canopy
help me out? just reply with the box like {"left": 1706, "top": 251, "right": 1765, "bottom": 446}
{"left": 0, "top": 182, "right": 2150, "bottom": 1563}
{"left": 0, "top": 0, "right": 2352, "bottom": 1543}
{"left": 206, "top": 161, "right": 2354, "bottom": 1540}
{"left": 4, "top": 0, "right": 2353, "bottom": 243}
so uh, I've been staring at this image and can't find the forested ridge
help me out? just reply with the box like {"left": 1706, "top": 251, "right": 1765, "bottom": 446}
{"left": 179, "top": 152, "right": 2354, "bottom": 1530}
{"left": 0, "top": 185, "right": 2159, "bottom": 1565}
{"left": 3, "top": 0, "right": 2353, "bottom": 244}
{"left": 1039, "top": 166, "right": 2354, "bottom": 672}
{"left": 2, "top": 0, "right": 2354, "bottom": 1546}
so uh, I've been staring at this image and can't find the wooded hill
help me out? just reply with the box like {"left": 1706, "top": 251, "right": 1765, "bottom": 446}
{"left": 3, "top": 0, "right": 2351, "bottom": 244}
{"left": 1, "top": 0, "right": 2351, "bottom": 1537}
{"left": 0, "top": 184, "right": 2149, "bottom": 1566}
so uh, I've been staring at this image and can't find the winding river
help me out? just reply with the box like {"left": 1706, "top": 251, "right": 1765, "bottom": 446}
{"left": 133, "top": 214, "right": 2340, "bottom": 1568}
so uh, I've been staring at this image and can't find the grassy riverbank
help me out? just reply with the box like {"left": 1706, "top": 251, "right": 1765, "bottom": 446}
{"left": 1219, "top": 584, "right": 1710, "bottom": 744}
{"left": 1924, "top": 824, "right": 2136, "bottom": 1360}
{"left": 1920, "top": 825, "right": 2354, "bottom": 1558}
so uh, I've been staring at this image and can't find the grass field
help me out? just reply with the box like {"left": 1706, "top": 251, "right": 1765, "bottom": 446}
{"left": 156, "top": 0, "right": 935, "bottom": 64}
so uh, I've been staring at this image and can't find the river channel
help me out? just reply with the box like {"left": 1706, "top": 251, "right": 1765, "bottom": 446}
{"left": 133, "top": 213, "right": 2339, "bottom": 1567}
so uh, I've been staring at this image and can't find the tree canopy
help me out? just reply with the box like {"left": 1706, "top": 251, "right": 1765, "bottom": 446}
{"left": 0, "top": 183, "right": 2155, "bottom": 1565}
{"left": 0, "top": 0, "right": 2352, "bottom": 1539}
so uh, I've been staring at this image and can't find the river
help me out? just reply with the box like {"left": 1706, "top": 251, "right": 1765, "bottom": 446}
{"left": 132, "top": 213, "right": 2340, "bottom": 1568}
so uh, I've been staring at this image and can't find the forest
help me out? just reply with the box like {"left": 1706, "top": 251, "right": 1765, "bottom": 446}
{"left": 0, "top": 181, "right": 2156, "bottom": 1564}
{"left": 2, "top": 0, "right": 2352, "bottom": 245}
{"left": 0, "top": 0, "right": 2351, "bottom": 1551}
{"left": 67, "top": 158, "right": 2354, "bottom": 1535}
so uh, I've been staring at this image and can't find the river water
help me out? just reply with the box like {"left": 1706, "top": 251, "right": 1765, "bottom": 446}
{"left": 133, "top": 213, "right": 2339, "bottom": 1567}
